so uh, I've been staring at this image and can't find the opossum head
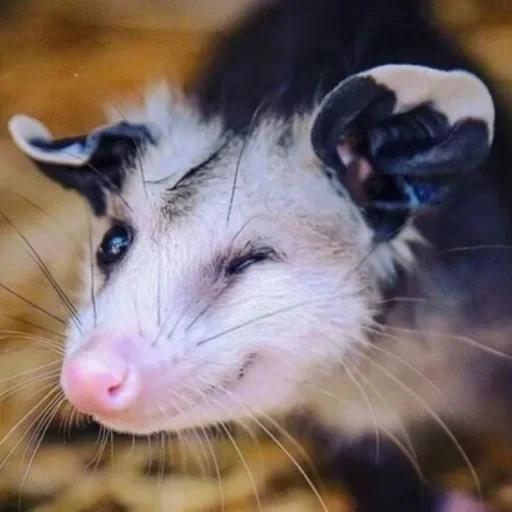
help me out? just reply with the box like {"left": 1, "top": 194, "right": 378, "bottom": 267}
{"left": 9, "top": 65, "right": 494, "bottom": 435}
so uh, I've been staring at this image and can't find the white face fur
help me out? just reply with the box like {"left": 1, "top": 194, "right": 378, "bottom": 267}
{"left": 9, "top": 65, "right": 495, "bottom": 436}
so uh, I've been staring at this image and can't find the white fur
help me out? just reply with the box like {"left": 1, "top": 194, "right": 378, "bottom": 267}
{"left": 358, "top": 64, "right": 495, "bottom": 142}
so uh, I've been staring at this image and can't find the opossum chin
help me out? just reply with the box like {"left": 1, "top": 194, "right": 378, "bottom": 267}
{"left": 60, "top": 330, "right": 319, "bottom": 435}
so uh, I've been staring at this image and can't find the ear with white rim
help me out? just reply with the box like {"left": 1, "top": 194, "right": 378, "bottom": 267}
{"left": 8, "top": 115, "right": 157, "bottom": 215}
{"left": 311, "top": 64, "right": 495, "bottom": 240}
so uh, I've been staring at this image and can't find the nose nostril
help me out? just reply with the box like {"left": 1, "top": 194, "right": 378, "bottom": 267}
{"left": 62, "top": 359, "right": 140, "bottom": 415}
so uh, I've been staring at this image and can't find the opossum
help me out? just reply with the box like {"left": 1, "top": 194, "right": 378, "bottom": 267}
{"left": 7, "top": 0, "right": 512, "bottom": 510}
{"left": 8, "top": 63, "right": 496, "bottom": 433}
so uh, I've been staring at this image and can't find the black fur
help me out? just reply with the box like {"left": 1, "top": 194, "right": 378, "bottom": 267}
{"left": 310, "top": 74, "right": 491, "bottom": 239}
{"left": 28, "top": 122, "right": 156, "bottom": 215}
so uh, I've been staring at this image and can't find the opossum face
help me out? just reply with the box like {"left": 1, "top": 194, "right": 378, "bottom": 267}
{"left": 10, "top": 65, "right": 494, "bottom": 435}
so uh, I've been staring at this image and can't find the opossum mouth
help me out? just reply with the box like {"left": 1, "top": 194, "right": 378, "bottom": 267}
{"left": 89, "top": 354, "right": 259, "bottom": 435}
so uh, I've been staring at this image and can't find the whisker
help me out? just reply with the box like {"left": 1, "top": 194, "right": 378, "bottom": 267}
{"left": 85, "top": 203, "right": 98, "bottom": 329}
{"left": 334, "top": 351, "right": 381, "bottom": 464}
{"left": 0, "top": 370, "right": 60, "bottom": 405}
{"left": 437, "top": 244, "right": 512, "bottom": 255}
{"left": 162, "top": 295, "right": 198, "bottom": 343}
{"left": 219, "top": 421, "right": 263, "bottom": 512}
{"left": 111, "top": 105, "right": 149, "bottom": 200}
{"left": 194, "top": 289, "right": 361, "bottom": 347}
{"left": 347, "top": 360, "right": 425, "bottom": 482}
{"left": 187, "top": 384, "right": 263, "bottom": 512}
{"left": 3, "top": 188, "right": 82, "bottom": 250}
{"left": 185, "top": 287, "right": 227, "bottom": 332}
{"left": 199, "top": 377, "right": 330, "bottom": 512}
{"left": 18, "top": 394, "right": 66, "bottom": 504}
{"left": 133, "top": 296, "right": 143, "bottom": 338}
{"left": 157, "top": 390, "right": 210, "bottom": 481}
{"left": 0, "top": 359, "right": 60, "bottom": 387}
{"left": 197, "top": 423, "right": 225, "bottom": 511}
{"left": 0, "top": 282, "right": 66, "bottom": 326}
{"left": 146, "top": 433, "right": 154, "bottom": 478}
{"left": 86, "top": 424, "right": 109, "bottom": 472}
{"left": 352, "top": 345, "right": 483, "bottom": 501}
{"left": 59, "top": 150, "right": 133, "bottom": 213}
{"left": 157, "top": 255, "right": 162, "bottom": 327}
{"left": 0, "top": 332, "right": 64, "bottom": 355}
{"left": 0, "top": 384, "right": 61, "bottom": 468}
{"left": 379, "top": 322, "right": 512, "bottom": 364}
{"left": 0, "top": 208, "right": 82, "bottom": 330}
{"left": 362, "top": 325, "right": 454, "bottom": 415}
{"left": 0, "top": 311, "right": 65, "bottom": 339}
{"left": 237, "top": 401, "right": 324, "bottom": 492}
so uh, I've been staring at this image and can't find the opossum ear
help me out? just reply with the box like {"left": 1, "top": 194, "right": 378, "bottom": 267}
{"left": 8, "top": 115, "right": 157, "bottom": 216}
{"left": 311, "top": 64, "right": 495, "bottom": 241}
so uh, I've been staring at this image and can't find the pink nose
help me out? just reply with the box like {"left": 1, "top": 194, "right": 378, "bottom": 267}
{"left": 61, "top": 356, "right": 140, "bottom": 415}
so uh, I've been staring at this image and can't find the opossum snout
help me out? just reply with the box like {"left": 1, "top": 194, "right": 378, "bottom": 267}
{"left": 60, "top": 333, "right": 142, "bottom": 416}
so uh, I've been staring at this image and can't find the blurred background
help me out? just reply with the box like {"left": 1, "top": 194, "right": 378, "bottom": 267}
{"left": 0, "top": 0, "right": 511, "bottom": 136}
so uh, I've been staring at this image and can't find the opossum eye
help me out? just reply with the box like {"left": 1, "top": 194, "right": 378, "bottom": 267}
{"left": 97, "top": 224, "right": 133, "bottom": 267}
{"left": 226, "top": 250, "right": 274, "bottom": 275}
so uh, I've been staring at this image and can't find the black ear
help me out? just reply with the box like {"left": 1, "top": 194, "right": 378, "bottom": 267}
{"left": 8, "top": 115, "right": 157, "bottom": 216}
{"left": 311, "top": 64, "right": 495, "bottom": 241}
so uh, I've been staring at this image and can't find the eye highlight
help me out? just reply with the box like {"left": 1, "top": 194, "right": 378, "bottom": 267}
{"left": 226, "top": 248, "right": 277, "bottom": 276}
{"left": 97, "top": 223, "right": 133, "bottom": 267}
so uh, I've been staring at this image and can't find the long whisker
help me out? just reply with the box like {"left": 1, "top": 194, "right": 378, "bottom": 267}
{"left": 0, "top": 359, "right": 60, "bottom": 387}
{"left": 0, "top": 311, "right": 65, "bottom": 339}
{"left": 197, "top": 423, "right": 225, "bottom": 511}
{"left": 0, "top": 332, "right": 64, "bottom": 355}
{"left": 0, "top": 208, "right": 82, "bottom": 331}
{"left": 187, "top": 385, "right": 264, "bottom": 512}
{"left": 0, "top": 384, "right": 61, "bottom": 466}
{"left": 59, "top": 150, "right": 133, "bottom": 212}
{"left": 18, "top": 394, "right": 66, "bottom": 504}
{"left": 157, "top": 255, "right": 162, "bottom": 327}
{"left": 3, "top": 188, "right": 82, "bottom": 249}
{"left": 85, "top": 203, "right": 98, "bottom": 329}
{"left": 111, "top": 105, "right": 149, "bottom": 200}
{"left": 86, "top": 424, "right": 110, "bottom": 472}
{"left": 194, "top": 288, "right": 363, "bottom": 347}
{"left": 332, "top": 349, "right": 381, "bottom": 463}
{"left": 0, "top": 281, "right": 66, "bottom": 326}
{"left": 362, "top": 325, "right": 454, "bottom": 415}
{"left": 185, "top": 287, "right": 227, "bottom": 332}
{"left": 219, "top": 421, "right": 264, "bottom": 512}
{"left": 347, "top": 360, "right": 425, "bottom": 482}
{"left": 158, "top": 390, "right": 210, "bottom": 481}
{"left": 379, "top": 322, "right": 512, "bottom": 364}
{"left": 437, "top": 244, "right": 512, "bottom": 255}
{"left": 352, "top": 345, "right": 483, "bottom": 501}
{"left": 0, "top": 370, "right": 60, "bottom": 405}
{"left": 199, "top": 378, "right": 330, "bottom": 512}
{"left": 176, "top": 395, "right": 213, "bottom": 482}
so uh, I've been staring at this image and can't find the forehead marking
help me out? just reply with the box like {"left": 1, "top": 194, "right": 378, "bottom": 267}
{"left": 160, "top": 140, "right": 231, "bottom": 219}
